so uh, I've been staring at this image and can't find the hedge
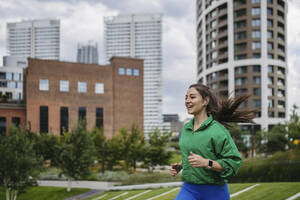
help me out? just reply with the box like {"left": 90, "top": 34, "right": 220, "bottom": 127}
{"left": 231, "top": 150, "right": 300, "bottom": 182}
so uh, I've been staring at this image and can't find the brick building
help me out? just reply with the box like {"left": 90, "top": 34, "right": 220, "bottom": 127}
{"left": 0, "top": 57, "right": 143, "bottom": 137}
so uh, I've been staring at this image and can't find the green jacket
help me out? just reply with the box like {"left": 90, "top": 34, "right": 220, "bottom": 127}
{"left": 179, "top": 114, "right": 242, "bottom": 185}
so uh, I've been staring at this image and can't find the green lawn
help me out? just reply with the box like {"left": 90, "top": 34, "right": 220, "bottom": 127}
{"left": 88, "top": 182, "right": 300, "bottom": 200}
{"left": 0, "top": 186, "right": 89, "bottom": 200}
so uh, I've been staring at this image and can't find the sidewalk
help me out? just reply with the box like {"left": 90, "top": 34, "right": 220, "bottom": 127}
{"left": 38, "top": 180, "right": 183, "bottom": 190}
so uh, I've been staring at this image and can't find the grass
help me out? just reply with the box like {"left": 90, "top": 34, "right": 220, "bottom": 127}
{"left": 0, "top": 186, "right": 89, "bottom": 200}
{"left": 87, "top": 182, "right": 300, "bottom": 200}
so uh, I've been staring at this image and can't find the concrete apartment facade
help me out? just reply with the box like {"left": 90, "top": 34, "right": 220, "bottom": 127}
{"left": 8, "top": 56, "right": 144, "bottom": 137}
{"left": 196, "top": 0, "right": 288, "bottom": 130}
{"left": 6, "top": 19, "right": 60, "bottom": 60}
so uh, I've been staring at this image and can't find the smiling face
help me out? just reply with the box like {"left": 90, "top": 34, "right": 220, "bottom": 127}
{"left": 185, "top": 87, "right": 208, "bottom": 115}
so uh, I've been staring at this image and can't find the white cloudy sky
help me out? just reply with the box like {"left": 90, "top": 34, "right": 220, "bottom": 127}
{"left": 0, "top": 0, "right": 299, "bottom": 121}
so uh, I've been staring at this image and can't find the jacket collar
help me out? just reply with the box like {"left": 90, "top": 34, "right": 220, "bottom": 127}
{"left": 185, "top": 114, "right": 214, "bottom": 132}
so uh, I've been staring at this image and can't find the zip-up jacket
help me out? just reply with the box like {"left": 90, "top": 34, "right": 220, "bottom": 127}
{"left": 179, "top": 114, "right": 242, "bottom": 185}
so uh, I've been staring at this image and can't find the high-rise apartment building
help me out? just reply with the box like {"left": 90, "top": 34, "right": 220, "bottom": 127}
{"left": 6, "top": 19, "right": 60, "bottom": 60}
{"left": 104, "top": 14, "right": 163, "bottom": 134}
{"left": 77, "top": 41, "right": 99, "bottom": 64}
{"left": 196, "top": 0, "right": 287, "bottom": 130}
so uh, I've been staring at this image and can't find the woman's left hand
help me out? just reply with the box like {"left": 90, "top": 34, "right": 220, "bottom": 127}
{"left": 188, "top": 152, "right": 208, "bottom": 168}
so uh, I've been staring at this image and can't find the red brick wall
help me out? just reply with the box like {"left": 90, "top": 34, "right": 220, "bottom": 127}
{"left": 25, "top": 57, "right": 143, "bottom": 137}
{"left": 0, "top": 106, "right": 26, "bottom": 135}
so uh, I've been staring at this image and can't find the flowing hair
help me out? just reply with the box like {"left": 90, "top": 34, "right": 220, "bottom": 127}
{"left": 189, "top": 83, "right": 257, "bottom": 128}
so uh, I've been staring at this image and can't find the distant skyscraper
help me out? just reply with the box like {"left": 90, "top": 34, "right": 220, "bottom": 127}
{"left": 6, "top": 19, "right": 60, "bottom": 60}
{"left": 104, "top": 13, "right": 163, "bottom": 134}
{"left": 196, "top": 0, "right": 288, "bottom": 130}
{"left": 77, "top": 41, "right": 98, "bottom": 64}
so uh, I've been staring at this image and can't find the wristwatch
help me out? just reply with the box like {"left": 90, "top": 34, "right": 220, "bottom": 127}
{"left": 207, "top": 160, "right": 213, "bottom": 169}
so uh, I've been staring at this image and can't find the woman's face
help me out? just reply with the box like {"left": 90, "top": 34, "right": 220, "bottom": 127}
{"left": 185, "top": 87, "right": 207, "bottom": 115}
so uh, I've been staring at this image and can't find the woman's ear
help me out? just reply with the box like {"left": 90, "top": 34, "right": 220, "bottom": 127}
{"left": 204, "top": 96, "right": 210, "bottom": 105}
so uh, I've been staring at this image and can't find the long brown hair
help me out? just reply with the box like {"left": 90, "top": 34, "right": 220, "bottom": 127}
{"left": 189, "top": 83, "right": 257, "bottom": 128}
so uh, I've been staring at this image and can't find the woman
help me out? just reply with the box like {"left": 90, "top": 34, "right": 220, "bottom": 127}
{"left": 170, "top": 83, "right": 256, "bottom": 200}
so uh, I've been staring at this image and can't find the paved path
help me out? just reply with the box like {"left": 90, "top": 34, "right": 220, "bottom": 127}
{"left": 65, "top": 189, "right": 104, "bottom": 200}
{"left": 38, "top": 180, "right": 117, "bottom": 190}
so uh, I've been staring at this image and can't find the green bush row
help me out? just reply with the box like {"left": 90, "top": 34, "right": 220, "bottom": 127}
{"left": 231, "top": 150, "right": 300, "bottom": 182}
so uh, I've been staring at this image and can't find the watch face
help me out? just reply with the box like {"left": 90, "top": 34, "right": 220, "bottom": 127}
{"left": 208, "top": 160, "right": 213, "bottom": 167}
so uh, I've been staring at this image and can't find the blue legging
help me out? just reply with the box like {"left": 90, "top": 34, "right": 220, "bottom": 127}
{"left": 175, "top": 182, "right": 230, "bottom": 200}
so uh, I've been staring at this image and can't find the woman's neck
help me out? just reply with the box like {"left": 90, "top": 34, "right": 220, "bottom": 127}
{"left": 193, "top": 111, "right": 208, "bottom": 131}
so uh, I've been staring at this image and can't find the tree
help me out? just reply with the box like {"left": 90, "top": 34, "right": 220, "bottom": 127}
{"left": 265, "top": 124, "right": 288, "bottom": 154}
{"left": 91, "top": 127, "right": 106, "bottom": 173}
{"left": 143, "top": 129, "right": 172, "bottom": 172}
{"left": 0, "top": 127, "right": 42, "bottom": 200}
{"left": 56, "top": 120, "right": 95, "bottom": 192}
{"left": 228, "top": 123, "right": 249, "bottom": 157}
{"left": 286, "top": 104, "right": 300, "bottom": 149}
{"left": 34, "top": 133, "right": 59, "bottom": 166}
{"left": 127, "top": 124, "right": 145, "bottom": 171}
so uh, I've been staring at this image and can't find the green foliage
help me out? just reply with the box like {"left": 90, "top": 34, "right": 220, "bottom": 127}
{"left": 91, "top": 127, "right": 106, "bottom": 173}
{"left": 143, "top": 129, "right": 172, "bottom": 171}
{"left": 34, "top": 134, "right": 59, "bottom": 165}
{"left": 287, "top": 105, "right": 300, "bottom": 149}
{"left": 55, "top": 120, "right": 95, "bottom": 191}
{"left": 232, "top": 150, "right": 300, "bottom": 182}
{"left": 265, "top": 124, "right": 288, "bottom": 153}
{"left": 0, "top": 127, "right": 42, "bottom": 200}
{"left": 228, "top": 123, "right": 250, "bottom": 154}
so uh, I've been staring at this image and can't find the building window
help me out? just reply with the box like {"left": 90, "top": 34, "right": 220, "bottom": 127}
{"left": 267, "top": 30, "right": 273, "bottom": 39}
{"left": 253, "top": 76, "right": 261, "bottom": 84}
{"left": 126, "top": 68, "right": 132, "bottom": 76}
{"left": 251, "top": 8, "right": 260, "bottom": 15}
{"left": 39, "top": 79, "right": 49, "bottom": 91}
{"left": 6, "top": 73, "right": 12, "bottom": 80}
{"left": 252, "top": 0, "right": 260, "bottom": 3}
{"left": 267, "top": 42, "right": 273, "bottom": 50}
{"left": 253, "top": 99, "right": 261, "bottom": 107}
{"left": 235, "top": 9, "right": 247, "bottom": 17}
{"left": 234, "top": 20, "right": 246, "bottom": 29}
{"left": 252, "top": 30, "right": 261, "bottom": 38}
{"left": 278, "top": 78, "right": 285, "bottom": 86}
{"left": 95, "top": 83, "right": 104, "bottom": 94}
{"left": 268, "top": 99, "right": 274, "bottom": 108}
{"left": 234, "top": 32, "right": 247, "bottom": 40}
{"left": 252, "top": 42, "right": 261, "bottom": 50}
{"left": 268, "top": 88, "right": 274, "bottom": 96}
{"left": 253, "top": 65, "right": 261, "bottom": 72}
{"left": 60, "top": 107, "right": 68, "bottom": 134}
{"left": 78, "top": 82, "right": 87, "bottom": 93}
{"left": 40, "top": 106, "right": 48, "bottom": 134}
{"left": 235, "top": 77, "right": 248, "bottom": 86}
{"left": 119, "top": 68, "right": 125, "bottom": 75}
{"left": 60, "top": 80, "right": 69, "bottom": 92}
{"left": 252, "top": 19, "right": 261, "bottom": 26}
{"left": 96, "top": 108, "right": 104, "bottom": 128}
{"left": 234, "top": 54, "right": 247, "bottom": 60}
{"left": 267, "top": 19, "right": 273, "bottom": 27}
{"left": 268, "top": 65, "right": 274, "bottom": 73}
{"left": 78, "top": 107, "right": 86, "bottom": 121}
{"left": 235, "top": 66, "right": 247, "bottom": 74}
{"left": 12, "top": 117, "right": 20, "bottom": 127}
{"left": 267, "top": 8, "right": 273, "bottom": 15}
{"left": 253, "top": 88, "right": 261, "bottom": 96}
{"left": 211, "top": 20, "right": 217, "bottom": 28}
{"left": 235, "top": 88, "right": 248, "bottom": 95}
{"left": 212, "top": 51, "right": 218, "bottom": 59}
{"left": 268, "top": 77, "right": 274, "bottom": 84}
{"left": 211, "top": 30, "right": 217, "bottom": 38}
{"left": 133, "top": 69, "right": 140, "bottom": 76}
{"left": 235, "top": 43, "right": 247, "bottom": 51}
{"left": 278, "top": 89, "right": 285, "bottom": 97}
{"left": 278, "top": 112, "right": 285, "bottom": 118}
{"left": 268, "top": 53, "right": 274, "bottom": 59}
{"left": 0, "top": 117, "right": 6, "bottom": 136}
{"left": 268, "top": 111, "right": 274, "bottom": 118}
